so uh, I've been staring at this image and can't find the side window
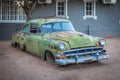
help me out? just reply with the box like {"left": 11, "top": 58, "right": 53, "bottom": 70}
{"left": 23, "top": 24, "right": 30, "bottom": 33}
{"left": 30, "top": 24, "right": 41, "bottom": 33}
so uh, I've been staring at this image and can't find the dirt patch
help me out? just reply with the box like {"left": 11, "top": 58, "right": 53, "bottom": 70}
{"left": 0, "top": 38, "right": 120, "bottom": 80}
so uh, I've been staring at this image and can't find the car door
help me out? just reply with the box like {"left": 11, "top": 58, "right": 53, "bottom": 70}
{"left": 28, "top": 23, "right": 42, "bottom": 56}
{"left": 22, "top": 23, "right": 33, "bottom": 52}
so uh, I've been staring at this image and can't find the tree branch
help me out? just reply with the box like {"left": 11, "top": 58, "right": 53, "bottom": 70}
{"left": 18, "top": 0, "right": 38, "bottom": 21}
{"left": 31, "top": 0, "right": 38, "bottom": 11}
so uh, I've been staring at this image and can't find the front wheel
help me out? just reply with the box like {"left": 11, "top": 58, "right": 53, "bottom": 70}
{"left": 45, "top": 51, "right": 55, "bottom": 64}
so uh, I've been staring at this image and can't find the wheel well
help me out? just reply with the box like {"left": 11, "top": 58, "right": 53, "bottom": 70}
{"left": 44, "top": 50, "right": 53, "bottom": 60}
{"left": 15, "top": 42, "right": 19, "bottom": 48}
{"left": 22, "top": 44, "right": 26, "bottom": 51}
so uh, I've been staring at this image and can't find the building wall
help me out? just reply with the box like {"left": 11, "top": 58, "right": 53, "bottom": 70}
{"left": 68, "top": 0, "right": 120, "bottom": 37}
{"left": 32, "top": 0, "right": 120, "bottom": 37}
{"left": 0, "top": 0, "right": 120, "bottom": 40}
{"left": 0, "top": 23, "right": 23, "bottom": 40}
{"left": 33, "top": 1, "right": 56, "bottom": 17}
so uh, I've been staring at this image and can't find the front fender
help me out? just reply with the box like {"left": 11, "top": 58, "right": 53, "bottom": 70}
{"left": 41, "top": 38, "right": 70, "bottom": 55}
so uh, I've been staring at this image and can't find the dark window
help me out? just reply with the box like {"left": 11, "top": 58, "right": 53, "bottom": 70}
{"left": 86, "top": 2, "right": 93, "bottom": 16}
{"left": 57, "top": 2, "right": 65, "bottom": 16}
{"left": 30, "top": 24, "right": 41, "bottom": 33}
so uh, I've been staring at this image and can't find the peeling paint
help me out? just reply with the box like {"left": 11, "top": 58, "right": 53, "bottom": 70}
{"left": 11, "top": 18, "right": 108, "bottom": 65}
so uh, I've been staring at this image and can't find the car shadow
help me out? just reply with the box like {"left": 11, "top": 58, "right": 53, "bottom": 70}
{"left": 54, "top": 61, "right": 108, "bottom": 71}
{"left": 11, "top": 46, "right": 109, "bottom": 71}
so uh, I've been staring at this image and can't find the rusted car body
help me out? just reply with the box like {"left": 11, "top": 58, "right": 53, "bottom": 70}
{"left": 11, "top": 18, "right": 109, "bottom": 65}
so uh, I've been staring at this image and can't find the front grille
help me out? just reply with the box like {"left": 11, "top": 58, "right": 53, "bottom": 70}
{"left": 62, "top": 47, "right": 103, "bottom": 58}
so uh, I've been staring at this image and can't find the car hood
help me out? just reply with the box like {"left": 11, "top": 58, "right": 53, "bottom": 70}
{"left": 44, "top": 31, "right": 98, "bottom": 48}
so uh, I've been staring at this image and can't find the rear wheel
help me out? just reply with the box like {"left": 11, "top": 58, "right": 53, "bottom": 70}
{"left": 20, "top": 45, "right": 26, "bottom": 51}
{"left": 13, "top": 43, "right": 19, "bottom": 48}
{"left": 45, "top": 51, "right": 55, "bottom": 64}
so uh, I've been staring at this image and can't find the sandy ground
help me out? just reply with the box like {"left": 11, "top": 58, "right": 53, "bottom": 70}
{"left": 0, "top": 38, "right": 120, "bottom": 80}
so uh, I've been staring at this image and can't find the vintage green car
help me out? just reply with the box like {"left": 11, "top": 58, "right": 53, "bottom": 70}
{"left": 11, "top": 18, "right": 109, "bottom": 65}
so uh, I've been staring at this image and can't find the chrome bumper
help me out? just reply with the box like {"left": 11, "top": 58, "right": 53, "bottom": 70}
{"left": 55, "top": 54, "right": 109, "bottom": 65}
{"left": 54, "top": 47, "right": 109, "bottom": 65}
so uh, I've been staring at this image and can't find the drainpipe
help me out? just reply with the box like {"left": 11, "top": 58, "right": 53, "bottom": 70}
{"left": 87, "top": 25, "right": 90, "bottom": 35}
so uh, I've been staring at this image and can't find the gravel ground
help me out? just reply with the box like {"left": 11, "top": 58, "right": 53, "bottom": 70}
{"left": 0, "top": 38, "right": 120, "bottom": 80}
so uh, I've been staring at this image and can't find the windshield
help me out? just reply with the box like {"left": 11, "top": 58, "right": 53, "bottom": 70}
{"left": 41, "top": 22, "right": 75, "bottom": 34}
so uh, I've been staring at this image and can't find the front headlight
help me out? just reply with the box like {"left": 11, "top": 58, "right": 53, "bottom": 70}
{"left": 58, "top": 42, "right": 65, "bottom": 50}
{"left": 99, "top": 39, "right": 106, "bottom": 46}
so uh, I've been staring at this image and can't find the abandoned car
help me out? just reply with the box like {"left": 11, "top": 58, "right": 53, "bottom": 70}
{"left": 11, "top": 18, "right": 109, "bottom": 65}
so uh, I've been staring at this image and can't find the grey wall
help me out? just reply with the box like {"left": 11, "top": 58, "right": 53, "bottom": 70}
{"left": 0, "top": 23, "right": 23, "bottom": 40}
{"left": 95, "top": 0, "right": 120, "bottom": 37}
{"left": 68, "top": 0, "right": 120, "bottom": 37}
{"left": 0, "top": 0, "right": 120, "bottom": 40}
{"left": 33, "top": 1, "right": 56, "bottom": 18}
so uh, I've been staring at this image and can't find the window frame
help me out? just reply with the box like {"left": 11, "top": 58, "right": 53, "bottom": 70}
{"left": 56, "top": 0, "right": 69, "bottom": 19}
{"left": 0, "top": 0, "right": 26, "bottom": 23}
{"left": 83, "top": 0, "right": 97, "bottom": 20}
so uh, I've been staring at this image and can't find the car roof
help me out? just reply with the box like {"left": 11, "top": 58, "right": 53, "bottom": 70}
{"left": 26, "top": 18, "right": 70, "bottom": 25}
